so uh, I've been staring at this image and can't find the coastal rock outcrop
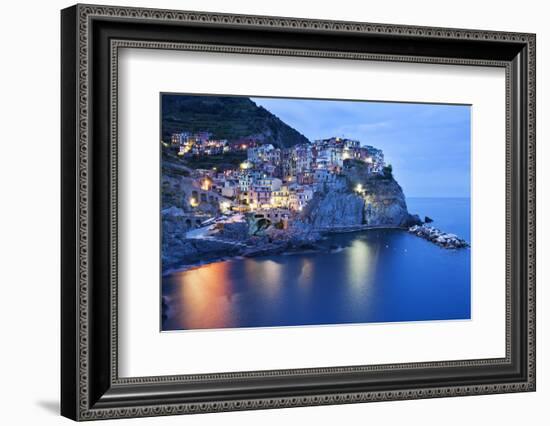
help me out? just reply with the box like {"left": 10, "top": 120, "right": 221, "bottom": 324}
{"left": 301, "top": 190, "right": 365, "bottom": 229}
{"left": 162, "top": 234, "right": 241, "bottom": 272}
{"left": 345, "top": 160, "right": 420, "bottom": 228}
{"left": 160, "top": 158, "right": 427, "bottom": 273}
{"left": 300, "top": 161, "right": 421, "bottom": 230}
{"left": 361, "top": 178, "right": 412, "bottom": 227}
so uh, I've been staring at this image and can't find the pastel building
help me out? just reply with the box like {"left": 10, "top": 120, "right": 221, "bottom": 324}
{"left": 171, "top": 131, "right": 191, "bottom": 146}
{"left": 289, "top": 186, "right": 314, "bottom": 211}
{"left": 247, "top": 144, "right": 280, "bottom": 164}
{"left": 238, "top": 170, "right": 262, "bottom": 192}
{"left": 221, "top": 180, "right": 239, "bottom": 198}
{"left": 271, "top": 185, "right": 290, "bottom": 208}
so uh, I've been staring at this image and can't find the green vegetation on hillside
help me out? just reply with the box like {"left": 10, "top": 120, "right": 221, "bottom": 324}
{"left": 183, "top": 152, "right": 247, "bottom": 171}
{"left": 161, "top": 95, "right": 310, "bottom": 148}
{"left": 162, "top": 144, "right": 247, "bottom": 172}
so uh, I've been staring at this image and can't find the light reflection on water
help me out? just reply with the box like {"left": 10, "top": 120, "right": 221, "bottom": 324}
{"left": 162, "top": 197, "right": 471, "bottom": 331}
{"left": 297, "top": 258, "right": 313, "bottom": 290}
{"left": 247, "top": 259, "right": 283, "bottom": 299}
{"left": 163, "top": 235, "right": 470, "bottom": 331}
{"left": 175, "top": 261, "right": 235, "bottom": 330}
{"left": 345, "top": 238, "right": 378, "bottom": 316}
{"left": 163, "top": 236, "right": 379, "bottom": 331}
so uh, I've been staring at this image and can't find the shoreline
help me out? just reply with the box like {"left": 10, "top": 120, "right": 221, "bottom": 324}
{"left": 164, "top": 226, "right": 411, "bottom": 276}
{"left": 163, "top": 224, "right": 469, "bottom": 276}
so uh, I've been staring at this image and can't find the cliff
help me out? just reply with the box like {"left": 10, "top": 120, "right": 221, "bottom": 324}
{"left": 162, "top": 95, "right": 310, "bottom": 148}
{"left": 301, "top": 160, "right": 420, "bottom": 230}
{"left": 301, "top": 190, "right": 365, "bottom": 229}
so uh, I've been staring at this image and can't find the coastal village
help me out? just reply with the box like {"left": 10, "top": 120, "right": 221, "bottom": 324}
{"left": 160, "top": 96, "right": 471, "bottom": 334}
{"left": 161, "top": 128, "right": 468, "bottom": 273}
{"left": 166, "top": 130, "right": 385, "bottom": 227}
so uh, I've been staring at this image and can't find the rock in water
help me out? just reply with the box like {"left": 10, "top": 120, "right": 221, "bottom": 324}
{"left": 404, "top": 214, "right": 423, "bottom": 228}
{"left": 408, "top": 224, "right": 469, "bottom": 249}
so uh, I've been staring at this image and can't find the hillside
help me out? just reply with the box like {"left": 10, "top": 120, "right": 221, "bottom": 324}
{"left": 162, "top": 142, "right": 246, "bottom": 173}
{"left": 161, "top": 95, "right": 310, "bottom": 148}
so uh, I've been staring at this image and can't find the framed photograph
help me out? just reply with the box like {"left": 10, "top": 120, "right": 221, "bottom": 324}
{"left": 61, "top": 4, "right": 536, "bottom": 421}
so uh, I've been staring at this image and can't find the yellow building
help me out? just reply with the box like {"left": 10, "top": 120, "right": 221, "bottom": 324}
{"left": 271, "top": 185, "right": 290, "bottom": 208}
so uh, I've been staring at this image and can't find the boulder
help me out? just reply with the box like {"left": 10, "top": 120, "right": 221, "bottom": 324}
{"left": 408, "top": 224, "right": 469, "bottom": 249}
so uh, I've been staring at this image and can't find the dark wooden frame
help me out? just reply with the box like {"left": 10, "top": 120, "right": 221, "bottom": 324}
{"left": 61, "top": 4, "right": 536, "bottom": 421}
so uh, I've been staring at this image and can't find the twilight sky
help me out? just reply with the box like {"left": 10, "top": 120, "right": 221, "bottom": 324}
{"left": 251, "top": 97, "right": 471, "bottom": 198}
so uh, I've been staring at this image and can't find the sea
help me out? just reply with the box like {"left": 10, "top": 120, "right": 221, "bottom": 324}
{"left": 162, "top": 197, "right": 471, "bottom": 331}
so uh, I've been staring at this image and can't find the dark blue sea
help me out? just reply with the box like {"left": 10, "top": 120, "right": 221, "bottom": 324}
{"left": 162, "top": 197, "right": 471, "bottom": 331}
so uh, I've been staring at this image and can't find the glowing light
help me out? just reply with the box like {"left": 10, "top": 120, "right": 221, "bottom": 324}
{"left": 355, "top": 184, "right": 363, "bottom": 193}
{"left": 220, "top": 201, "right": 231, "bottom": 213}
{"left": 240, "top": 161, "right": 251, "bottom": 170}
{"left": 365, "top": 157, "right": 373, "bottom": 164}
{"left": 190, "top": 198, "right": 199, "bottom": 207}
{"left": 175, "top": 262, "right": 234, "bottom": 329}
{"left": 201, "top": 179, "right": 212, "bottom": 191}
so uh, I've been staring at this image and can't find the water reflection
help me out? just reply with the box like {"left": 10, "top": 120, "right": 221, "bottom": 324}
{"left": 174, "top": 262, "right": 235, "bottom": 330}
{"left": 297, "top": 258, "right": 313, "bottom": 290}
{"left": 163, "top": 225, "right": 471, "bottom": 331}
{"left": 347, "top": 239, "right": 374, "bottom": 289}
{"left": 345, "top": 238, "right": 378, "bottom": 314}
{"left": 245, "top": 259, "right": 283, "bottom": 299}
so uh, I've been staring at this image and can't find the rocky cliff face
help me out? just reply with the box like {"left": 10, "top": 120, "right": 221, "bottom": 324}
{"left": 360, "top": 177, "right": 413, "bottom": 227}
{"left": 301, "top": 161, "right": 420, "bottom": 230}
{"left": 348, "top": 160, "right": 420, "bottom": 227}
{"left": 301, "top": 191, "right": 365, "bottom": 229}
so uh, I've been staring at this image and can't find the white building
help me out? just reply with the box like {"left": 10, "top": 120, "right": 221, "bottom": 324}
{"left": 171, "top": 131, "right": 191, "bottom": 145}
{"left": 289, "top": 186, "right": 314, "bottom": 211}
{"left": 315, "top": 147, "right": 342, "bottom": 171}
{"left": 294, "top": 144, "right": 313, "bottom": 175}
{"left": 238, "top": 170, "right": 262, "bottom": 192}
{"left": 256, "top": 176, "right": 282, "bottom": 192}
{"left": 247, "top": 144, "right": 280, "bottom": 165}
{"left": 313, "top": 168, "right": 343, "bottom": 191}
{"left": 221, "top": 180, "right": 239, "bottom": 198}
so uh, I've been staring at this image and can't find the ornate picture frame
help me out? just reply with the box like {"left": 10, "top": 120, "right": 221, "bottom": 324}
{"left": 61, "top": 4, "right": 535, "bottom": 421}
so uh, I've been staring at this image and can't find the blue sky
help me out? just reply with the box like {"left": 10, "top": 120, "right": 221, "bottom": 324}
{"left": 251, "top": 97, "right": 471, "bottom": 198}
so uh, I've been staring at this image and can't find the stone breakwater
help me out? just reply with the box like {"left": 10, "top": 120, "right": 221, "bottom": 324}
{"left": 408, "top": 225, "right": 469, "bottom": 249}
